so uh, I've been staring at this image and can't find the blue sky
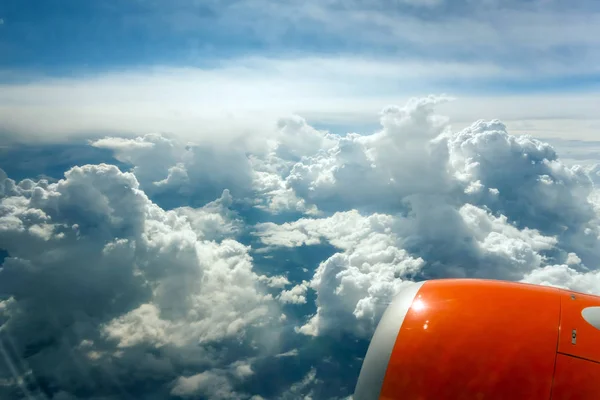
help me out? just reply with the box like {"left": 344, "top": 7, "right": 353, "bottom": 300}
{"left": 2, "top": 0, "right": 600, "bottom": 143}
{"left": 3, "top": 0, "right": 600, "bottom": 83}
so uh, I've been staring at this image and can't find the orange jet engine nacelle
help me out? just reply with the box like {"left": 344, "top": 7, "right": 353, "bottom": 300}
{"left": 354, "top": 279, "right": 600, "bottom": 400}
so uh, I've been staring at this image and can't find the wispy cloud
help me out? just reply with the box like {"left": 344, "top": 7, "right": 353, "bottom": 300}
{"left": 1, "top": 56, "right": 600, "bottom": 143}
{"left": 3, "top": 0, "right": 600, "bottom": 76}
{"left": 135, "top": 0, "right": 600, "bottom": 69}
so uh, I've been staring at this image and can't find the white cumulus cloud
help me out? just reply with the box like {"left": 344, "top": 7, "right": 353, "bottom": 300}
{"left": 0, "top": 164, "right": 278, "bottom": 399}
{"left": 3, "top": 96, "right": 600, "bottom": 399}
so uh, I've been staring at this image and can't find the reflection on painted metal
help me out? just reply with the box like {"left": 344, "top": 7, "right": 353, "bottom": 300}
{"left": 581, "top": 306, "right": 600, "bottom": 330}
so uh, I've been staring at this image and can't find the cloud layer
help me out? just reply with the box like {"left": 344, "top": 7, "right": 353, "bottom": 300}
{"left": 3, "top": 59, "right": 600, "bottom": 143}
{"left": 0, "top": 164, "right": 278, "bottom": 399}
{"left": 2, "top": 96, "right": 600, "bottom": 398}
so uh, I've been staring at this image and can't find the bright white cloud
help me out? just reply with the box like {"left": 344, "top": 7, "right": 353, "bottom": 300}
{"left": 0, "top": 164, "right": 278, "bottom": 398}
{"left": 257, "top": 211, "right": 424, "bottom": 337}
{"left": 175, "top": 190, "right": 243, "bottom": 240}
{"left": 259, "top": 274, "right": 291, "bottom": 288}
{"left": 278, "top": 281, "right": 309, "bottom": 305}
{"left": 3, "top": 96, "right": 600, "bottom": 398}
{"left": 2, "top": 59, "right": 600, "bottom": 144}
{"left": 91, "top": 133, "right": 257, "bottom": 207}
{"left": 523, "top": 264, "right": 600, "bottom": 295}
{"left": 251, "top": 96, "right": 454, "bottom": 214}
{"left": 252, "top": 96, "right": 600, "bottom": 341}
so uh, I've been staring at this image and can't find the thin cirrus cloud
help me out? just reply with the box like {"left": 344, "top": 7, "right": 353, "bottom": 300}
{"left": 2, "top": 0, "right": 600, "bottom": 142}
{"left": 3, "top": 0, "right": 600, "bottom": 78}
